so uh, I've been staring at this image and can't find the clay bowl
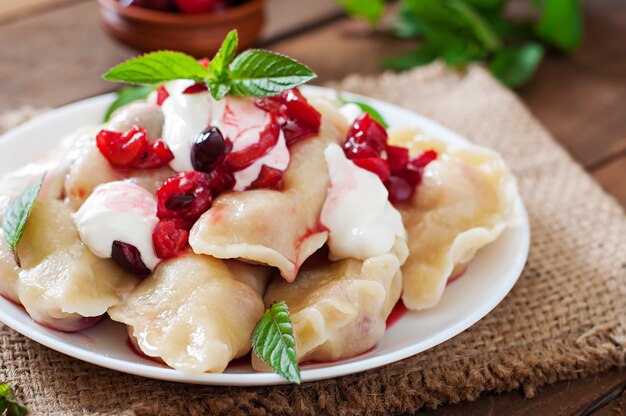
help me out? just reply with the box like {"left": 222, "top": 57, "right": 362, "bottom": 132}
{"left": 98, "top": 0, "right": 265, "bottom": 58}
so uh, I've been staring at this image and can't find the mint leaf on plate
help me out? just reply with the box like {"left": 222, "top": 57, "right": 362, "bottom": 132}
{"left": 103, "top": 85, "right": 154, "bottom": 122}
{"left": 2, "top": 174, "right": 45, "bottom": 267}
{"left": 103, "top": 51, "right": 211, "bottom": 85}
{"left": 229, "top": 50, "right": 316, "bottom": 98}
{"left": 338, "top": 94, "right": 389, "bottom": 128}
{"left": 252, "top": 301, "right": 301, "bottom": 384}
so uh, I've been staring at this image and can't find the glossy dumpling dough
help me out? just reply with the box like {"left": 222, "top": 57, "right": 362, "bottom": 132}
{"left": 253, "top": 240, "right": 406, "bottom": 369}
{"left": 109, "top": 253, "right": 270, "bottom": 374}
{"left": 64, "top": 102, "right": 175, "bottom": 209}
{"left": 0, "top": 200, "right": 139, "bottom": 331}
{"left": 190, "top": 97, "right": 349, "bottom": 281}
{"left": 390, "top": 129, "right": 520, "bottom": 310}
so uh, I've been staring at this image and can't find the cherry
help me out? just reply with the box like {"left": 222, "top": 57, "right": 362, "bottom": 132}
{"left": 343, "top": 139, "right": 379, "bottom": 160}
{"left": 96, "top": 127, "right": 149, "bottom": 168}
{"left": 175, "top": 0, "right": 219, "bottom": 14}
{"left": 386, "top": 145, "right": 410, "bottom": 174}
{"left": 156, "top": 85, "right": 169, "bottom": 106}
{"left": 250, "top": 165, "right": 284, "bottom": 190}
{"left": 385, "top": 176, "right": 414, "bottom": 204}
{"left": 191, "top": 126, "right": 227, "bottom": 173}
{"left": 156, "top": 171, "right": 213, "bottom": 222}
{"left": 120, "top": 0, "right": 177, "bottom": 11}
{"left": 409, "top": 150, "right": 438, "bottom": 170}
{"left": 111, "top": 241, "right": 151, "bottom": 276}
{"left": 385, "top": 150, "right": 438, "bottom": 203}
{"left": 152, "top": 219, "right": 190, "bottom": 259}
{"left": 224, "top": 115, "right": 280, "bottom": 170}
{"left": 208, "top": 163, "right": 236, "bottom": 193}
{"left": 343, "top": 113, "right": 388, "bottom": 158}
{"left": 256, "top": 88, "right": 321, "bottom": 146}
{"left": 352, "top": 157, "right": 391, "bottom": 182}
{"left": 96, "top": 127, "right": 173, "bottom": 169}
{"left": 182, "top": 83, "right": 208, "bottom": 95}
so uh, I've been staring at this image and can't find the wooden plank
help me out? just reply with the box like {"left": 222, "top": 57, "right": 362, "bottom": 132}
{"left": 416, "top": 368, "right": 626, "bottom": 416}
{"left": 0, "top": 0, "right": 342, "bottom": 113}
{"left": 593, "top": 156, "right": 626, "bottom": 209}
{"left": 0, "top": 0, "right": 80, "bottom": 23}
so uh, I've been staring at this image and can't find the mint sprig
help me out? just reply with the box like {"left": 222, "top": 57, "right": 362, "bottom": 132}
{"left": 103, "top": 85, "right": 154, "bottom": 122}
{"left": 252, "top": 301, "right": 301, "bottom": 384}
{"left": 0, "top": 383, "right": 29, "bottom": 416}
{"left": 338, "top": 94, "right": 389, "bottom": 128}
{"left": 2, "top": 174, "right": 45, "bottom": 267}
{"left": 102, "top": 30, "right": 316, "bottom": 101}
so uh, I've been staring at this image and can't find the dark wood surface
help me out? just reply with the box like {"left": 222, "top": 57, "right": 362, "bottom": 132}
{"left": 1, "top": 0, "right": 625, "bottom": 414}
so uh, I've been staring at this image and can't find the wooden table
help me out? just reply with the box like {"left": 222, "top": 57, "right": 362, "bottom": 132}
{"left": 1, "top": 0, "right": 625, "bottom": 414}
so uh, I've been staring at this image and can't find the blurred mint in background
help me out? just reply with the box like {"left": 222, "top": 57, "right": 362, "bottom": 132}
{"left": 336, "top": 0, "right": 583, "bottom": 87}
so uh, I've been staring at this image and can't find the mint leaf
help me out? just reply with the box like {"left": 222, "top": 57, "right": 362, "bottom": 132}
{"left": 229, "top": 50, "right": 316, "bottom": 98}
{"left": 0, "top": 384, "right": 28, "bottom": 416}
{"left": 338, "top": 95, "right": 389, "bottom": 128}
{"left": 535, "top": 0, "right": 582, "bottom": 52}
{"left": 2, "top": 175, "right": 45, "bottom": 267}
{"left": 337, "top": 0, "right": 386, "bottom": 24}
{"left": 252, "top": 301, "right": 301, "bottom": 384}
{"left": 490, "top": 43, "right": 544, "bottom": 87}
{"left": 208, "top": 79, "right": 231, "bottom": 101}
{"left": 103, "top": 85, "right": 154, "bottom": 122}
{"left": 103, "top": 51, "right": 210, "bottom": 85}
{"left": 382, "top": 45, "right": 438, "bottom": 71}
{"left": 208, "top": 30, "right": 238, "bottom": 100}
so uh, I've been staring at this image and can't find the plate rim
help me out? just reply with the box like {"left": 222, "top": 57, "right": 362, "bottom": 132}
{"left": 0, "top": 87, "right": 530, "bottom": 386}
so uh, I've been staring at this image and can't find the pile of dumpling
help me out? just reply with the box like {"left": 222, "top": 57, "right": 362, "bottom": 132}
{"left": 0, "top": 91, "right": 519, "bottom": 374}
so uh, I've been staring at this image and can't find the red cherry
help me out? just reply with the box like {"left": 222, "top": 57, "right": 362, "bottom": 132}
{"left": 175, "top": 0, "right": 219, "bottom": 14}
{"left": 156, "top": 86, "right": 169, "bottom": 106}
{"left": 352, "top": 157, "right": 391, "bottom": 182}
{"left": 191, "top": 126, "right": 227, "bottom": 173}
{"left": 250, "top": 165, "right": 284, "bottom": 190}
{"left": 386, "top": 145, "right": 410, "bottom": 174}
{"left": 156, "top": 171, "right": 213, "bottom": 222}
{"left": 223, "top": 115, "right": 280, "bottom": 170}
{"left": 152, "top": 219, "right": 190, "bottom": 259}
{"left": 256, "top": 88, "right": 321, "bottom": 146}
{"left": 385, "top": 176, "right": 414, "bottom": 203}
{"left": 111, "top": 241, "right": 151, "bottom": 276}
{"left": 410, "top": 150, "right": 438, "bottom": 170}
{"left": 134, "top": 141, "right": 175, "bottom": 169}
{"left": 96, "top": 127, "right": 149, "bottom": 168}
{"left": 345, "top": 113, "right": 388, "bottom": 156}
{"left": 208, "top": 163, "right": 236, "bottom": 193}
{"left": 120, "top": 0, "right": 177, "bottom": 11}
{"left": 182, "top": 83, "right": 208, "bottom": 94}
{"left": 343, "top": 139, "right": 379, "bottom": 159}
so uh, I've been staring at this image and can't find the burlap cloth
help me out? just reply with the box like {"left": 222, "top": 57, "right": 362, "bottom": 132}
{"left": 1, "top": 63, "right": 625, "bottom": 415}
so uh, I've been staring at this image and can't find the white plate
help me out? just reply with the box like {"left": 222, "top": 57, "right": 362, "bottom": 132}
{"left": 0, "top": 86, "right": 530, "bottom": 385}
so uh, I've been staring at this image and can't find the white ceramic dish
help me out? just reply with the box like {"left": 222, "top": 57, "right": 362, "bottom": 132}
{"left": 0, "top": 86, "right": 530, "bottom": 385}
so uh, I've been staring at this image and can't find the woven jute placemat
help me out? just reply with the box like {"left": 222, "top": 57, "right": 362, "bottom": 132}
{"left": 1, "top": 63, "right": 626, "bottom": 415}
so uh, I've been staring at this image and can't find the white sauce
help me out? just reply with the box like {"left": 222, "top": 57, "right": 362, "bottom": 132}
{"left": 160, "top": 81, "right": 290, "bottom": 189}
{"left": 73, "top": 181, "right": 160, "bottom": 270}
{"left": 320, "top": 143, "right": 407, "bottom": 260}
{"left": 338, "top": 103, "right": 363, "bottom": 124}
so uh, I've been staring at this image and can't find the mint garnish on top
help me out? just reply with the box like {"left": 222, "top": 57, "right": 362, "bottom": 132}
{"left": 252, "top": 300, "right": 301, "bottom": 384}
{"left": 103, "top": 30, "right": 317, "bottom": 101}
{"left": 2, "top": 174, "right": 45, "bottom": 267}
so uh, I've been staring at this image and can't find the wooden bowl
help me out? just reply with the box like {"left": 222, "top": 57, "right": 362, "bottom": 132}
{"left": 98, "top": 0, "right": 265, "bottom": 58}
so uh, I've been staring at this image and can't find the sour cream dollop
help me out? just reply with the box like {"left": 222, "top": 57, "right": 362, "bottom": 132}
{"left": 321, "top": 143, "right": 407, "bottom": 260}
{"left": 73, "top": 181, "right": 160, "bottom": 270}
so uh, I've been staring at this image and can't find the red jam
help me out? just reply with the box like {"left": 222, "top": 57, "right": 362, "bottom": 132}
{"left": 152, "top": 219, "right": 190, "bottom": 259}
{"left": 156, "top": 171, "right": 213, "bottom": 222}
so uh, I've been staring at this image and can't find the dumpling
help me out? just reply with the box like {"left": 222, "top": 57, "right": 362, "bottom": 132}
{"left": 0, "top": 200, "right": 139, "bottom": 331}
{"left": 189, "top": 97, "right": 349, "bottom": 281}
{"left": 253, "top": 240, "right": 406, "bottom": 369}
{"left": 108, "top": 253, "right": 271, "bottom": 374}
{"left": 390, "top": 129, "right": 520, "bottom": 310}
{"left": 64, "top": 102, "right": 174, "bottom": 209}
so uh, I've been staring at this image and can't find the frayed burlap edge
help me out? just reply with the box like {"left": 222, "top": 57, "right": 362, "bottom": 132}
{"left": 1, "top": 63, "right": 625, "bottom": 416}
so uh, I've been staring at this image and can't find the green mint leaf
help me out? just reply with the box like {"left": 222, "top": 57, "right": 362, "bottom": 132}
{"left": 0, "top": 384, "right": 28, "bottom": 416}
{"left": 382, "top": 45, "right": 438, "bottom": 71}
{"left": 338, "top": 95, "right": 389, "bottom": 128}
{"left": 2, "top": 174, "right": 45, "bottom": 267}
{"left": 103, "top": 85, "right": 154, "bottom": 122}
{"left": 103, "top": 51, "right": 210, "bottom": 85}
{"left": 448, "top": 0, "right": 501, "bottom": 51}
{"left": 209, "top": 29, "right": 238, "bottom": 82}
{"left": 229, "top": 50, "right": 316, "bottom": 98}
{"left": 465, "top": 0, "right": 506, "bottom": 11}
{"left": 535, "top": 0, "right": 582, "bottom": 52}
{"left": 208, "top": 79, "right": 231, "bottom": 101}
{"left": 490, "top": 43, "right": 544, "bottom": 87}
{"left": 336, "top": 0, "right": 386, "bottom": 24}
{"left": 252, "top": 301, "right": 301, "bottom": 384}
{"left": 394, "top": 2, "right": 426, "bottom": 38}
